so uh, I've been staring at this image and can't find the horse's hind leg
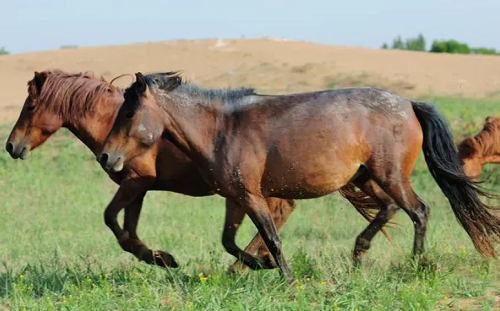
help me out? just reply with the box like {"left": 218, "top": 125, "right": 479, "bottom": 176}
{"left": 227, "top": 198, "right": 296, "bottom": 273}
{"left": 371, "top": 173, "right": 429, "bottom": 257}
{"left": 352, "top": 178, "right": 399, "bottom": 266}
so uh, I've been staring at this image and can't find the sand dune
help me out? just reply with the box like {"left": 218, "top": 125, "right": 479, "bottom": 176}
{"left": 1, "top": 38, "right": 500, "bottom": 124}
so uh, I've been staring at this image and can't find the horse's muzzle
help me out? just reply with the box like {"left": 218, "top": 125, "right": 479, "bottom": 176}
{"left": 5, "top": 141, "right": 31, "bottom": 160}
{"left": 97, "top": 152, "right": 124, "bottom": 172}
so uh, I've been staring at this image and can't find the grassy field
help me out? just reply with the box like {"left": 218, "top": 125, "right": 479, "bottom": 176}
{"left": 1, "top": 96, "right": 500, "bottom": 310}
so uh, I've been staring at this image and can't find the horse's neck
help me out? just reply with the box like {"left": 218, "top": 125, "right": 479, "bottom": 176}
{"left": 65, "top": 97, "right": 121, "bottom": 155}
{"left": 162, "top": 101, "right": 221, "bottom": 165}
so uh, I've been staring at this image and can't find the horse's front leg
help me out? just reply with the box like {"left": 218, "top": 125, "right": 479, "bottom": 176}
{"left": 122, "top": 192, "right": 179, "bottom": 268}
{"left": 243, "top": 194, "right": 294, "bottom": 283}
{"left": 222, "top": 200, "right": 278, "bottom": 271}
{"left": 227, "top": 198, "right": 296, "bottom": 273}
{"left": 104, "top": 180, "right": 178, "bottom": 268}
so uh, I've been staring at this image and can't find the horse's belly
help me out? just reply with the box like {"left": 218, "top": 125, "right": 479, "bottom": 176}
{"left": 262, "top": 155, "right": 361, "bottom": 199}
{"left": 260, "top": 117, "right": 369, "bottom": 198}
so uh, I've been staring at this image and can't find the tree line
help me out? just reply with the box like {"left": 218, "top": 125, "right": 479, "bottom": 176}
{"left": 382, "top": 34, "right": 500, "bottom": 55}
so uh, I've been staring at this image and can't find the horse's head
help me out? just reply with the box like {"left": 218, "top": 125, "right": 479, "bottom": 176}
{"left": 458, "top": 116, "right": 500, "bottom": 179}
{"left": 98, "top": 72, "right": 163, "bottom": 172}
{"left": 6, "top": 71, "right": 64, "bottom": 160}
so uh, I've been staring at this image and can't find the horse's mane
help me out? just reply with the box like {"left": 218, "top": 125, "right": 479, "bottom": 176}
{"left": 458, "top": 117, "right": 500, "bottom": 160}
{"left": 28, "top": 70, "right": 123, "bottom": 120}
{"left": 124, "top": 72, "right": 256, "bottom": 114}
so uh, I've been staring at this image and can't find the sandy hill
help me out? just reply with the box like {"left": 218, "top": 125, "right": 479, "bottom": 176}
{"left": 1, "top": 38, "right": 500, "bottom": 124}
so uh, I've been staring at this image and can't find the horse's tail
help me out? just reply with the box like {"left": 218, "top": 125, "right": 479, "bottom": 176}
{"left": 339, "top": 184, "right": 393, "bottom": 242}
{"left": 411, "top": 101, "right": 500, "bottom": 258}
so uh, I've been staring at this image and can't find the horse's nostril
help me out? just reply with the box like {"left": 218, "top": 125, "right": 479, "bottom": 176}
{"left": 5, "top": 142, "right": 14, "bottom": 154}
{"left": 98, "top": 153, "right": 109, "bottom": 165}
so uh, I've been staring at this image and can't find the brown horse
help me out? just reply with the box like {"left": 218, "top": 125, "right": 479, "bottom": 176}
{"left": 99, "top": 72, "right": 500, "bottom": 283}
{"left": 5, "top": 70, "right": 377, "bottom": 272}
{"left": 458, "top": 116, "right": 500, "bottom": 179}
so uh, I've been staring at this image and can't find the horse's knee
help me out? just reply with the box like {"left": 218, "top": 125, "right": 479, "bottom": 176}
{"left": 419, "top": 200, "right": 429, "bottom": 218}
{"left": 222, "top": 235, "right": 238, "bottom": 255}
{"left": 386, "top": 203, "right": 399, "bottom": 215}
{"left": 270, "top": 237, "right": 283, "bottom": 254}
{"left": 413, "top": 201, "right": 429, "bottom": 226}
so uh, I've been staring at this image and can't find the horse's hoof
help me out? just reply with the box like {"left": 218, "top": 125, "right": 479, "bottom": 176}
{"left": 145, "top": 250, "right": 179, "bottom": 268}
{"left": 258, "top": 254, "right": 278, "bottom": 269}
{"left": 353, "top": 256, "right": 366, "bottom": 268}
{"left": 227, "top": 262, "right": 246, "bottom": 274}
{"left": 415, "top": 255, "right": 435, "bottom": 270}
{"left": 352, "top": 250, "right": 370, "bottom": 268}
{"left": 353, "top": 258, "right": 361, "bottom": 269}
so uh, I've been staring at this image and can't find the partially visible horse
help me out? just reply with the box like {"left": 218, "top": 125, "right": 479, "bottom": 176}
{"left": 99, "top": 72, "right": 500, "bottom": 283}
{"left": 5, "top": 70, "right": 378, "bottom": 272}
{"left": 458, "top": 116, "right": 500, "bottom": 179}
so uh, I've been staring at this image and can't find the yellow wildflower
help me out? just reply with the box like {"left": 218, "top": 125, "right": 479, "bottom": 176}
{"left": 199, "top": 273, "right": 209, "bottom": 282}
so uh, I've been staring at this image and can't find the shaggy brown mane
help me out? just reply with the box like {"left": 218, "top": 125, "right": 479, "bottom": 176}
{"left": 28, "top": 70, "right": 124, "bottom": 120}
{"left": 458, "top": 118, "right": 500, "bottom": 161}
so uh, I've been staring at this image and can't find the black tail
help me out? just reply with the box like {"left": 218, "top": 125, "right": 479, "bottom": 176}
{"left": 412, "top": 101, "right": 500, "bottom": 258}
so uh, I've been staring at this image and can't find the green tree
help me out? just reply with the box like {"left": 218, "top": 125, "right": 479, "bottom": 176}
{"left": 471, "top": 47, "right": 498, "bottom": 55}
{"left": 0, "top": 47, "right": 8, "bottom": 55}
{"left": 405, "top": 33, "right": 426, "bottom": 51}
{"left": 381, "top": 43, "right": 389, "bottom": 49}
{"left": 430, "top": 40, "right": 470, "bottom": 54}
{"left": 391, "top": 36, "right": 405, "bottom": 50}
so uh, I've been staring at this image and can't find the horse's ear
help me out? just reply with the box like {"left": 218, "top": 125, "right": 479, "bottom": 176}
{"left": 485, "top": 116, "right": 494, "bottom": 123}
{"left": 135, "top": 72, "right": 147, "bottom": 94}
{"left": 29, "top": 71, "right": 48, "bottom": 98}
{"left": 34, "top": 71, "right": 48, "bottom": 89}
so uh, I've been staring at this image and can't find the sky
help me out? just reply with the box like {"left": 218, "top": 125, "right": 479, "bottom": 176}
{"left": 1, "top": 0, "right": 499, "bottom": 54}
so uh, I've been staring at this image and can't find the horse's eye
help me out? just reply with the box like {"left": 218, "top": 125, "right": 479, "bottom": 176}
{"left": 26, "top": 105, "right": 36, "bottom": 112}
{"left": 125, "top": 110, "right": 134, "bottom": 119}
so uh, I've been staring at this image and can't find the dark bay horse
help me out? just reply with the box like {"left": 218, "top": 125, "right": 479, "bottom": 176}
{"left": 5, "top": 70, "right": 376, "bottom": 272}
{"left": 5, "top": 70, "right": 295, "bottom": 270}
{"left": 458, "top": 116, "right": 500, "bottom": 179}
{"left": 99, "top": 72, "right": 500, "bottom": 283}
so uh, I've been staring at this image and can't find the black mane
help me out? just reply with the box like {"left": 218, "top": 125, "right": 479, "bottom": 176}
{"left": 123, "top": 71, "right": 256, "bottom": 115}
{"left": 145, "top": 71, "right": 184, "bottom": 92}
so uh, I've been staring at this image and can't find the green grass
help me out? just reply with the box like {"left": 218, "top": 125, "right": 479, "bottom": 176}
{"left": 1, "top": 97, "right": 500, "bottom": 310}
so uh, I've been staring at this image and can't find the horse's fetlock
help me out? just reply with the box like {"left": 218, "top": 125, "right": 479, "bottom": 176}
{"left": 355, "top": 237, "right": 371, "bottom": 251}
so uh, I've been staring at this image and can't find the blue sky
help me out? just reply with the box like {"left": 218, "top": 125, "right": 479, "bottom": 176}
{"left": 1, "top": 0, "right": 499, "bottom": 53}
